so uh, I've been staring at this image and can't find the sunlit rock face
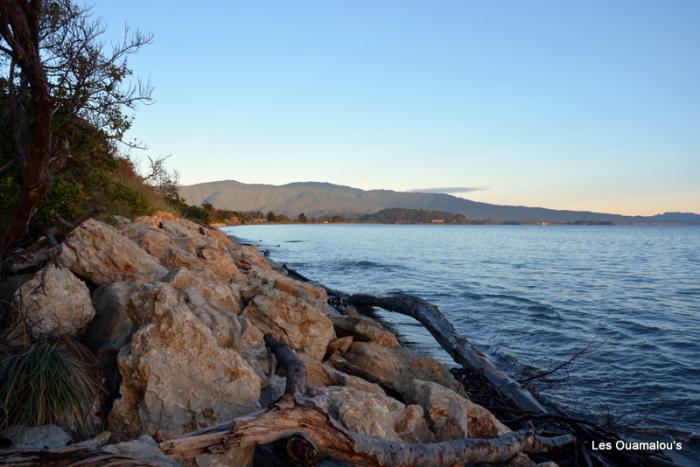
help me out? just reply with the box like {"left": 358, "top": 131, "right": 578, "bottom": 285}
{"left": 58, "top": 218, "right": 168, "bottom": 284}
{"left": 9, "top": 212, "right": 515, "bottom": 466}
{"left": 343, "top": 340, "right": 465, "bottom": 396}
{"left": 241, "top": 288, "right": 335, "bottom": 360}
{"left": 10, "top": 264, "right": 95, "bottom": 345}
{"left": 108, "top": 291, "right": 262, "bottom": 441}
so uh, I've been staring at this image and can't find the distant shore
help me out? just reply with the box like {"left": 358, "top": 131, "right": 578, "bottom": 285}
{"left": 212, "top": 219, "right": 698, "bottom": 227}
{"left": 207, "top": 206, "right": 699, "bottom": 227}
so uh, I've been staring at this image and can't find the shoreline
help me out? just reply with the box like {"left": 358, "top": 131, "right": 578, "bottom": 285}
{"left": 226, "top": 225, "right": 700, "bottom": 465}
{"left": 0, "top": 212, "right": 692, "bottom": 465}
{"left": 215, "top": 221, "right": 700, "bottom": 227}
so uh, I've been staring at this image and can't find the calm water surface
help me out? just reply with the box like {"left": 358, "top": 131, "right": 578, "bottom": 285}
{"left": 225, "top": 224, "right": 700, "bottom": 435}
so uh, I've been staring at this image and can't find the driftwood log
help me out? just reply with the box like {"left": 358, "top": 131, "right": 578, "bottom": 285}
{"left": 0, "top": 435, "right": 143, "bottom": 466}
{"left": 347, "top": 293, "right": 548, "bottom": 415}
{"left": 160, "top": 334, "right": 574, "bottom": 466}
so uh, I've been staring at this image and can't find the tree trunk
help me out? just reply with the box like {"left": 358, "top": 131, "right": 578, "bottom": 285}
{"left": 0, "top": 0, "right": 54, "bottom": 256}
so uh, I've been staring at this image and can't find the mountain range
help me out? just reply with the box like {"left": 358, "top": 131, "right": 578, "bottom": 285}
{"left": 178, "top": 180, "right": 700, "bottom": 225}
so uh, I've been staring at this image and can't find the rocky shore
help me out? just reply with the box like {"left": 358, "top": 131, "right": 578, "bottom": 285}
{"left": 0, "top": 212, "right": 576, "bottom": 465}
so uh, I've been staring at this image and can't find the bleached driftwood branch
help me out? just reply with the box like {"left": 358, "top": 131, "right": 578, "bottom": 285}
{"left": 347, "top": 292, "right": 548, "bottom": 415}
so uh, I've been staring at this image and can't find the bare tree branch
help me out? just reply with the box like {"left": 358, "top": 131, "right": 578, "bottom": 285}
{"left": 0, "top": 0, "right": 151, "bottom": 254}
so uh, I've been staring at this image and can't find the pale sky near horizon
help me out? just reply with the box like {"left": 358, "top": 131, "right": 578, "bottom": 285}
{"left": 90, "top": 0, "right": 699, "bottom": 216}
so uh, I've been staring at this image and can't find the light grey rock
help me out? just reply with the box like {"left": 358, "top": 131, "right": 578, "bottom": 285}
{"left": 343, "top": 341, "right": 465, "bottom": 397}
{"left": 58, "top": 219, "right": 168, "bottom": 285}
{"left": 11, "top": 265, "right": 95, "bottom": 344}
{"left": 311, "top": 386, "right": 433, "bottom": 443}
{"left": 109, "top": 285, "right": 262, "bottom": 441}
{"left": 112, "top": 215, "right": 132, "bottom": 226}
{"left": 0, "top": 424, "right": 71, "bottom": 449}
{"left": 103, "top": 435, "right": 181, "bottom": 466}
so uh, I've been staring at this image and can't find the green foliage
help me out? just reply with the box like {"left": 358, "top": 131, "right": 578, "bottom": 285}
{"left": 164, "top": 194, "right": 210, "bottom": 224}
{"left": 0, "top": 337, "right": 103, "bottom": 437}
{"left": 0, "top": 104, "right": 180, "bottom": 245}
{"left": 0, "top": 176, "right": 21, "bottom": 229}
{"left": 359, "top": 208, "right": 477, "bottom": 224}
{"left": 26, "top": 177, "right": 85, "bottom": 241}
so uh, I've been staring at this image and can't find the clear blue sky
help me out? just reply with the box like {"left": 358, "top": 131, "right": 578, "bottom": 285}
{"left": 90, "top": 0, "right": 699, "bottom": 215}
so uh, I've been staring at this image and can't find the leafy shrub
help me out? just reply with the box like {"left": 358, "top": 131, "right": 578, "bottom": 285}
{"left": 0, "top": 337, "right": 103, "bottom": 436}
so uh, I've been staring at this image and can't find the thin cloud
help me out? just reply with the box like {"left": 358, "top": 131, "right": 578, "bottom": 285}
{"left": 408, "top": 186, "right": 489, "bottom": 194}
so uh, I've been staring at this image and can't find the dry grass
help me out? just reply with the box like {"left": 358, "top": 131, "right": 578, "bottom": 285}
{"left": 0, "top": 337, "right": 103, "bottom": 437}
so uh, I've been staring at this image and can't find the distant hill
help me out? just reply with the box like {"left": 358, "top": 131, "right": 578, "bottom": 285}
{"left": 178, "top": 180, "right": 700, "bottom": 225}
{"left": 360, "top": 208, "right": 477, "bottom": 224}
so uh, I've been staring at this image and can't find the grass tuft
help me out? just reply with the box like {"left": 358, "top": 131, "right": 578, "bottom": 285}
{"left": 0, "top": 337, "right": 103, "bottom": 437}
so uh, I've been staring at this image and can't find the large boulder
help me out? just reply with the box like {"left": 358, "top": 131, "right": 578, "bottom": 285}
{"left": 229, "top": 245, "right": 272, "bottom": 271}
{"left": 240, "top": 269, "right": 331, "bottom": 310}
{"left": 58, "top": 219, "right": 167, "bottom": 285}
{"left": 407, "top": 379, "right": 509, "bottom": 439}
{"left": 311, "top": 386, "right": 434, "bottom": 443}
{"left": 167, "top": 268, "right": 243, "bottom": 316}
{"left": 109, "top": 293, "right": 262, "bottom": 441}
{"left": 119, "top": 223, "right": 192, "bottom": 267}
{"left": 271, "top": 274, "right": 328, "bottom": 309}
{"left": 120, "top": 217, "right": 245, "bottom": 283}
{"left": 242, "top": 288, "right": 335, "bottom": 360}
{"left": 11, "top": 265, "right": 95, "bottom": 344}
{"left": 128, "top": 280, "right": 242, "bottom": 350}
{"left": 343, "top": 341, "right": 465, "bottom": 397}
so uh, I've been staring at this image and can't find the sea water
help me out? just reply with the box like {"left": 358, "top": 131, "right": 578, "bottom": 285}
{"left": 225, "top": 224, "right": 700, "bottom": 435}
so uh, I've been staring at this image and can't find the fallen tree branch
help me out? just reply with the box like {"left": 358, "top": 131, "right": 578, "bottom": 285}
{"left": 160, "top": 334, "right": 574, "bottom": 466}
{"left": 347, "top": 293, "right": 548, "bottom": 415}
{"left": 3, "top": 208, "right": 105, "bottom": 274}
{"left": 0, "top": 445, "right": 146, "bottom": 466}
{"left": 518, "top": 344, "right": 591, "bottom": 386}
{"left": 263, "top": 333, "right": 306, "bottom": 399}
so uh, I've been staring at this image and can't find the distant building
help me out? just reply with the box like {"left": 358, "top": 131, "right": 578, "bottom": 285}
{"left": 431, "top": 219, "right": 445, "bottom": 224}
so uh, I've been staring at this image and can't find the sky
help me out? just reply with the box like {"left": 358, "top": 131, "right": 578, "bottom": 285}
{"left": 89, "top": 0, "right": 699, "bottom": 216}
